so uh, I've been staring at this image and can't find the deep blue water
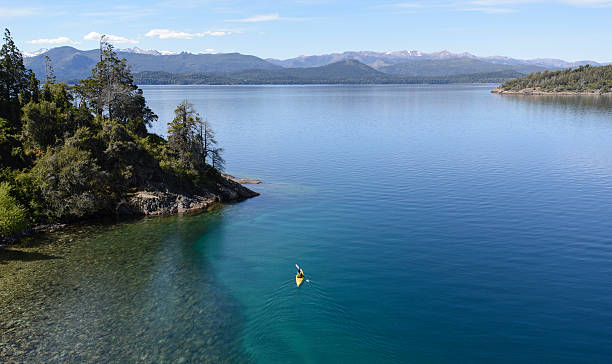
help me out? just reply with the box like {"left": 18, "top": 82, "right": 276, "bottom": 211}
{"left": 136, "top": 85, "right": 612, "bottom": 363}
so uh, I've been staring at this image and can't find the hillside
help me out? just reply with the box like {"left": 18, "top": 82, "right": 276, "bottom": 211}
{"left": 493, "top": 65, "right": 612, "bottom": 94}
{"left": 229, "top": 60, "right": 392, "bottom": 83}
{"left": 267, "top": 50, "right": 602, "bottom": 70}
{"left": 133, "top": 62, "right": 525, "bottom": 85}
{"left": 24, "top": 47, "right": 280, "bottom": 81}
{"left": 379, "top": 58, "right": 546, "bottom": 77}
{"left": 134, "top": 60, "right": 393, "bottom": 84}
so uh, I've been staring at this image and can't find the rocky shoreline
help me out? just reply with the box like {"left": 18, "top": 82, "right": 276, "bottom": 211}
{"left": 123, "top": 173, "right": 259, "bottom": 216}
{"left": 1, "top": 173, "right": 260, "bottom": 245}
{"left": 491, "top": 87, "right": 611, "bottom": 95}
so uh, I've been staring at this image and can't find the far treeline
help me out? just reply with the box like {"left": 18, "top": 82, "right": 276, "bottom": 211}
{"left": 0, "top": 29, "right": 225, "bottom": 239}
{"left": 132, "top": 67, "right": 525, "bottom": 85}
{"left": 497, "top": 65, "right": 612, "bottom": 93}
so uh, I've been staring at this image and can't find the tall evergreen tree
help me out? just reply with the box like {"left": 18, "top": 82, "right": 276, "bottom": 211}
{"left": 168, "top": 101, "right": 223, "bottom": 171}
{"left": 0, "top": 28, "right": 29, "bottom": 129}
{"left": 78, "top": 35, "right": 156, "bottom": 136}
{"left": 45, "top": 55, "right": 56, "bottom": 84}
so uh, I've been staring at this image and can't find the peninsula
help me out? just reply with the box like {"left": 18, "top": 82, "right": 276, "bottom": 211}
{"left": 0, "top": 29, "right": 257, "bottom": 243}
{"left": 492, "top": 65, "right": 612, "bottom": 95}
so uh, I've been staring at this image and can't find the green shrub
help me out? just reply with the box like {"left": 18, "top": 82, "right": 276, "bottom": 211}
{"left": 31, "top": 144, "right": 109, "bottom": 219}
{"left": 0, "top": 182, "right": 28, "bottom": 236}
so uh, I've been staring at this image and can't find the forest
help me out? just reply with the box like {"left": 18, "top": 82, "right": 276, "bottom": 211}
{"left": 132, "top": 68, "right": 524, "bottom": 85}
{"left": 497, "top": 65, "right": 612, "bottom": 93}
{"left": 0, "top": 29, "right": 226, "bottom": 239}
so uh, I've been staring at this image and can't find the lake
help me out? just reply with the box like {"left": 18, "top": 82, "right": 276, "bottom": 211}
{"left": 3, "top": 84, "right": 612, "bottom": 363}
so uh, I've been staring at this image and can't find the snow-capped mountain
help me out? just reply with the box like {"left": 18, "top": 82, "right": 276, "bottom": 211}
{"left": 22, "top": 48, "right": 49, "bottom": 58}
{"left": 119, "top": 47, "right": 215, "bottom": 56}
{"left": 119, "top": 47, "right": 179, "bottom": 56}
{"left": 267, "top": 50, "right": 603, "bottom": 69}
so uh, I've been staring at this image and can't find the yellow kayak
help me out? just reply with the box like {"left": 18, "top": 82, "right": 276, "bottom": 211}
{"left": 296, "top": 269, "right": 304, "bottom": 287}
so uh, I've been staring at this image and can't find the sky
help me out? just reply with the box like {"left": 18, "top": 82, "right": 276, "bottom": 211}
{"left": 1, "top": 0, "right": 611, "bottom": 62}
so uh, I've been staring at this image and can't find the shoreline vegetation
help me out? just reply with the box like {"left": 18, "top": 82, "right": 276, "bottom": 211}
{"left": 492, "top": 64, "right": 612, "bottom": 95}
{"left": 131, "top": 67, "right": 524, "bottom": 85}
{"left": 491, "top": 88, "right": 612, "bottom": 96}
{"left": 0, "top": 29, "right": 258, "bottom": 245}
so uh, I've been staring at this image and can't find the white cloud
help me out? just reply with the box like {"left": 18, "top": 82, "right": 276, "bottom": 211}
{"left": 205, "top": 31, "right": 231, "bottom": 36}
{"left": 471, "top": 0, "right": 612, "bottom": 4}
{"left": 27, "top": 36, "right": 78, "bottom": 45}
{"left": 389, "top": 0, "right": 612, "bottom": 13}
{"left": 231, "top": 13, "right": 281, "bottom": 22}
{"left": 460, "top": 6, "right": 518, "bottom": 12}
{"left": 145, "top": 29, "right": 202, "bottom": 39}
{"left": 0, "top": 7, "right": 37, "bottom": 17}
{"left": 145, "top": 29, "right": 233, "bottom": 39}
{"left": 83, "top": 32, "right": 138, "bottom": 44}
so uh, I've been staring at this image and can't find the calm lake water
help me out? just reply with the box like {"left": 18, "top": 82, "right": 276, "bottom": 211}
{"left": 6, "top": 85, "right": 612, "bottom": 363}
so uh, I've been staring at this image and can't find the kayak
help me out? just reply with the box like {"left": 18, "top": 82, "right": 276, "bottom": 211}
{"left": 296, "top": 269, "right": 304, "bottom": 287}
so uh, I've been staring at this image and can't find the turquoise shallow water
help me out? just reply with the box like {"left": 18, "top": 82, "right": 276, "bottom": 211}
{"left": 5, "top": 85, "right": 612, "bottom": 363}
{"left": 139, "top": 85, "right": 612, "bottom": 363}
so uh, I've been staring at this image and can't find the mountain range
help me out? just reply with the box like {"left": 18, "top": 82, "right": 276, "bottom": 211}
{"left": 24, "top": 46, "right": 280, "bottom": 81}
{"left": 265, "top": 50, "right": 604, "bottom": 70}
{"left": 22, "top": 46, "right": 607, "bottom": 84}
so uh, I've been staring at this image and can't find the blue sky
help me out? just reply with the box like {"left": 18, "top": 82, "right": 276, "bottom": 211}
{"left": 1, "top": 0, "right": 611, "bottom": 61}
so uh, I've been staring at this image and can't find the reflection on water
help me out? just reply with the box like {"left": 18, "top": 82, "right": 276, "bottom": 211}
{"left": 495, "top": 93, "right": 612, "bottom": 113}
{"left": 1, "top": 214, "right": 250, "bottom": 363}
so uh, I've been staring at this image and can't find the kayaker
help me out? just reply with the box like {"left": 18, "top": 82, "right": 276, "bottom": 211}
{"left": 296, "top": 269, "right": 304, "bottom": 278}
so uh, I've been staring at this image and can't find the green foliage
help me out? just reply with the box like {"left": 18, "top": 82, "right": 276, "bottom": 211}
{"left": 168, "top": 101, "right": 223, "bottom": 172}
{"left": 21, "top": 100, "right": 61, "bottom": 150}
{"left": 76, "top": 39, "right": 156, "bottom": 136}
{"left": 21, "top": 82, "right": 80, "bottom": 152}
{"left": 30, "top": 144, "right": 108, "bottom": 220}
{"left": 168, "top": 101, "right": 201, "bottom": 169}
{"left": 499, "top": 65, "right": 612, "bottom": 93}
{"left": 0, "top": 181, "right": 28, "bottom": 236}
{"left": 0, "top": 29, "right": 229, "bottom": 232}
{"left": 0, "top": 29, "right": 29, "bottom": 127}
{"left": 42, "top": 82, "right": 72, "bottom": 110}
{"left": 0, "top": 117, "right": 26, "bottom": 169}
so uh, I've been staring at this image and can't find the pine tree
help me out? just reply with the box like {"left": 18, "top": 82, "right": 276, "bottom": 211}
{"left": 77, "top": 35, "right": 156, "bottom": 135}
{"left": 0, "top": 28, "right": 29, "bottom": 129}
{"left": 168, "top": 101, "right": 223, "bottom": 171}
{"left": 44, "top": 55, "right": 56, "bottom": 84}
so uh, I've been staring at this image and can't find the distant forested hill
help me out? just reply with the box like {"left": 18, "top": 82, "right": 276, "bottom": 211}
{"left": 228, "top": 60, "right": 392, "bottom": 83}
{"left": 493, "top": 65, "right": 612, "bottom": 94}
{"left": 24, "top": 47, "right": 281, "bottom": 81}
{"left": 133, "top": 62, "right": 525, "bottom": 85}
{"left": 379, "top": 58, "right": 547, "bottom": 77}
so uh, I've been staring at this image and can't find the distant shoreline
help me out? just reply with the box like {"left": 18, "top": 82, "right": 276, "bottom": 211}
{"left": 491, "top": 87, "right": 612, "bottom": 96}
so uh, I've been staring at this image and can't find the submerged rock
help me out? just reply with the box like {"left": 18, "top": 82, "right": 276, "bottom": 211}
{"left": 221, "top": 173, "right": 262, "bottom": 185}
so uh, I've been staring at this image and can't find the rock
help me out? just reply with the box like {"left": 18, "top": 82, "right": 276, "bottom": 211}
{"left": 125, "top": 173, "right": 259, "bottom": 216}
{"left": 221, "top": 173, "right": 262, "bottom": 184}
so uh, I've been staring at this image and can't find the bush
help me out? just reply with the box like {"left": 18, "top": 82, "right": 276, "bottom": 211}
{"left": 0, "top": 182, "right": 28, "bottom": 236}
{"left": 30, "top": 144, "right": 109, "bottom": 220}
